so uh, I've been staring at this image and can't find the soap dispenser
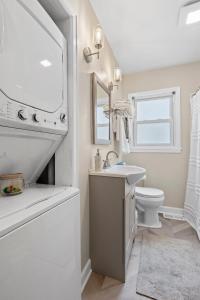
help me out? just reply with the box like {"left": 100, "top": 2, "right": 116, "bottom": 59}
{"left": 94, "top": 149, "right": 102, "bottom": 171}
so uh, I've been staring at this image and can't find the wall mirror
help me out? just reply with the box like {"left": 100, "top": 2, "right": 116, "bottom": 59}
{"left": 92, "top": 73, "right": 111, "bottom": 144}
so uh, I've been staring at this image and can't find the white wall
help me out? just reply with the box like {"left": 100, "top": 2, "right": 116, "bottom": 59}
{"left": 66, "top": 0, "right": 122, "bottom": 270}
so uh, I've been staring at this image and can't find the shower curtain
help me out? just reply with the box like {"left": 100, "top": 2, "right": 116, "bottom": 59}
{"left": 184, "top": 91, "right": 200, "bottom": 239}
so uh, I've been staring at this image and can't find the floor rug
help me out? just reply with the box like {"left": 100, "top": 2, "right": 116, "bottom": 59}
{"left": 136, "top": 232, "right": 200, "bottom": 300}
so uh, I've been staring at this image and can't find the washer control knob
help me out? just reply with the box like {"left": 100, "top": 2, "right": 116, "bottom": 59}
{"left": 60, "top": 113, "right": 66, "bottom": 123}
{"left": 18, "top": 109, "right": 28, "bottom": 121}
{"left": 32, "top": 113, "right": 40, "bottom": 123}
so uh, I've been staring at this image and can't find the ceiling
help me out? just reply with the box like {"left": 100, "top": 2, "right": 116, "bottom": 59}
{"left": 90, "top": 0, "right": 200, "bottom": 74}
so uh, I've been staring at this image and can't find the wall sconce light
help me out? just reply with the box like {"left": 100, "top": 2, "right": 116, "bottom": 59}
{"left": 108, "top": 68, "right": 122, "bottom": 91}
{"left": 83, "top": 25, "right": 104, "bottom": 63}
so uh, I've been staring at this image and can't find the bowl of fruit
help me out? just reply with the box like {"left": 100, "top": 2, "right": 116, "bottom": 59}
{"left": 0, "top": 173, "right": 24, "bottom": 196}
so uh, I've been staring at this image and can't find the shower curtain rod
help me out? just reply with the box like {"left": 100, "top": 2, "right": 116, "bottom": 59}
{"left": 192, "top": 87, "right": 200, "bottom": 96}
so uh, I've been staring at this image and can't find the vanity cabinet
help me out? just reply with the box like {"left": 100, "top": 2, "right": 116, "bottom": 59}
{"left": 89, "top": 175, "right": 137, "bottom": 282}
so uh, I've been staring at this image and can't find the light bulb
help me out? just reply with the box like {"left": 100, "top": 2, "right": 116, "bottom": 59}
{"left": 114, "top": 68, "right": 122, "bottom": 83}
{"left": 94, "top": 25, "right": 104, "bottom": 50}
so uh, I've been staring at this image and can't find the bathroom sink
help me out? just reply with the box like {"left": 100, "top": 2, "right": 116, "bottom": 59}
{"left": 104, "top": 165, "right": 146, "bottom": 185}
{"left": 90, "top": 165, "right": 146, "bottom": 185}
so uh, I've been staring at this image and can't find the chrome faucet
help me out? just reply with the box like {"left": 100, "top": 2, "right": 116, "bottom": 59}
{"left": 103, "top": 151, "right": 119, "bottom": 169}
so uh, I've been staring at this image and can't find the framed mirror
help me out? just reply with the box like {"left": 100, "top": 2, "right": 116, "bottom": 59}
{"left": 92, "top": 73, "right": 111, "bottom": 144}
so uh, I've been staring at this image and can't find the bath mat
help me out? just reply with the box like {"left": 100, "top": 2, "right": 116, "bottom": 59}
{"left": 136, "top": 232, "right": 200, "bottom": 300}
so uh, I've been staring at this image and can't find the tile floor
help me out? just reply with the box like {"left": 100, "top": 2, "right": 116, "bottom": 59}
{"left": 82, "top": 216, "right": 199, "bottom": 300}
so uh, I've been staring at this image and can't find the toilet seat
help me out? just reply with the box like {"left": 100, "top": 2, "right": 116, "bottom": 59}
{"left": 136, "top": 195, "right": 164, "bottom": 202}
{"left": 135, "top": 187, "right": 164, "bottom": 198}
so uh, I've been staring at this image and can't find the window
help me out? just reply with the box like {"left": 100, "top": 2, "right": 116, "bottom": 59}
{"left": 129, "top": 87, "right": 181, "bottom": 153}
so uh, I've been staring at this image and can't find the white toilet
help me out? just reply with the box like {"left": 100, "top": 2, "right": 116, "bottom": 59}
{"left": 135, "top": 187, "right": 164, "bottom": 228}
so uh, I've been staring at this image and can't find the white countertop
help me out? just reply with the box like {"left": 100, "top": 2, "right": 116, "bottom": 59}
{"left": 89, "top": 165, "right": 146, "bottom": 185}
{"left": 89, "top": 169, "right": 128, "bottom": 178}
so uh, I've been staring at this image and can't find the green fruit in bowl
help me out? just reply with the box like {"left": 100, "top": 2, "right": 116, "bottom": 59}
{"left": 3, "top": 185, "right": 21, "bottom": 194}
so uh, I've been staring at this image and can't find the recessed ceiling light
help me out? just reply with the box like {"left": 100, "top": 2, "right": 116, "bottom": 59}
{"left": 40, "top": 60, "right": 52, "bottom": 67}
{"left": 179, "top": 1, "right": 200, "bottom": 26}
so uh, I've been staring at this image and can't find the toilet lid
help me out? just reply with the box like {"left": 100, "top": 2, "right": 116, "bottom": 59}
{"left": 135, "top": 187, "right": 164, "bottom": 198}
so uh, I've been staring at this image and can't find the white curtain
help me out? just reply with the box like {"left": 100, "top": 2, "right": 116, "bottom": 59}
{"left": 184, "top": 91, "right": 200, "bottom": 239}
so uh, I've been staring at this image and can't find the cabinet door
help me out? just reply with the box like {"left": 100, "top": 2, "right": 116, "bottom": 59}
{"left": 129, "top": 193, "right": 136, "bottom": 241}
{"left": 124, "top": 188, "right": 136, "bottom": 268}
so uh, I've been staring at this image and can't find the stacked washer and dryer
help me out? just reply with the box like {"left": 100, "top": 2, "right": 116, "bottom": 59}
{"left": 0, "top": 1, "right": 81, "bottom": 299}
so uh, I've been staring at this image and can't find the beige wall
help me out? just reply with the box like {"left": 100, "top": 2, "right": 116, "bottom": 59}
{"left": 122, "top": 62, "right": 200, "bottom": 209}
{"left": 67, "top": 0, "right": 122, "bottom": 270}
{"left": 62, "top": 0, "right": 200, "bottom": 269}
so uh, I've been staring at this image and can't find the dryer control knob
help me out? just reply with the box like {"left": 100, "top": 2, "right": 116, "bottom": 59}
{"left": 32, "top": 113, "right": 40, "bottom": 123}
{"left": 18, "top": 109, "right": 28, "bottom": 121}
{"left": 60, "top": 113, "right": 66, "bottom": 123}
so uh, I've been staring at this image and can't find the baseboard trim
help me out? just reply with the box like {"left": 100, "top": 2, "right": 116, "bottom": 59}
{"left": 159, "top": 206, "right": 185, "bottom": 221}
{"left": 81, "top": 259, "right": 92, "bottom": 293}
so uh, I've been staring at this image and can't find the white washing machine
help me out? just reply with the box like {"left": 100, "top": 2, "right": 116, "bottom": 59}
{"left": 0, "top": 185, "right": 81, "bottom": 300}
{"left": 0, "top": 1, "right": 81, "bottom": 299}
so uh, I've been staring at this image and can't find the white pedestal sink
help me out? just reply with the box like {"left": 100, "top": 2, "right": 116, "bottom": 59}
{"left": 89, "top": 164, "right": 146, "bottom": 185}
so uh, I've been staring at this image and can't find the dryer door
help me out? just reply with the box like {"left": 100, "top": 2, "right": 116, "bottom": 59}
{"left": 0, "top": 0, "right": 65, "bottom": 113}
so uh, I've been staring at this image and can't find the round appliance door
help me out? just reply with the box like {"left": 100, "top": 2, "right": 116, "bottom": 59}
{"left": 0, "top": 0, "right": 66, "bottom": 113}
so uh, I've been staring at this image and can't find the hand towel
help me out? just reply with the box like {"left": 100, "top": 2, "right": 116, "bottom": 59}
{"left": 128, "top": 117, "right": 134, "bottom": 149}
{"left": 119, "top": 116, "right": 130, "bottom": 154}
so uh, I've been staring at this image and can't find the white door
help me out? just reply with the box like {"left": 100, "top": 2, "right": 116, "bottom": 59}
{"left": 0, "top": 194, "right": 81, "bottom": 300}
